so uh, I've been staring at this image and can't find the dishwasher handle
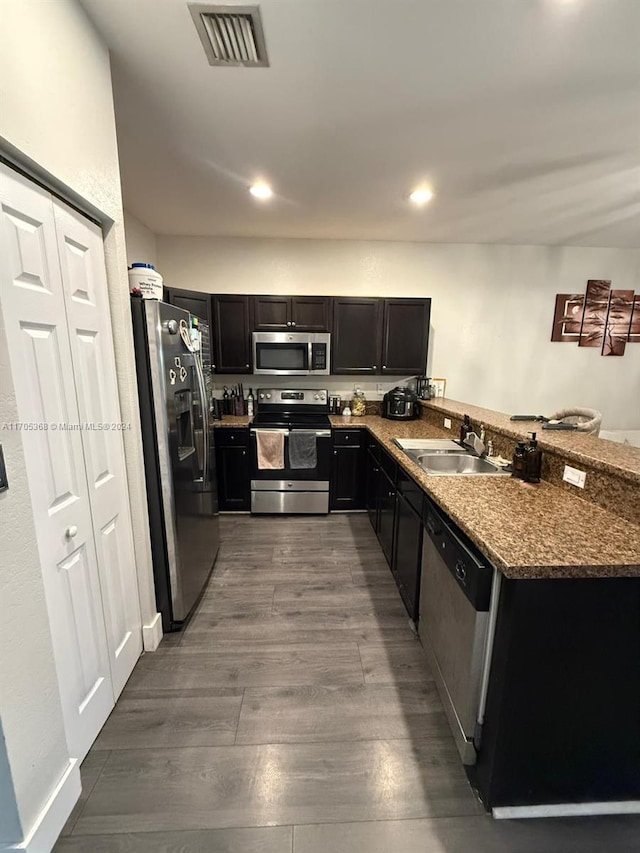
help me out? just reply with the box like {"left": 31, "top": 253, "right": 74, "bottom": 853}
{"left": 423, "top": 498, "right": 492, "bottom": 611}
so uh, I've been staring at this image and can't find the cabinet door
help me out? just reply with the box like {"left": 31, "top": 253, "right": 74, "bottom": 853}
{"left": 54, "top": 200, "right": 142, "bottom": 701}
{"left": 330, "top": 444, "right": 364, "bottom": 510}
{"left": 365, "top": 449, "right": 380, "bottom": 531}
{"left": 212, "top": 295, "right": 251, "bottom": 373}
{"left": 393, "top": 492, "right": 423, "bottom": 620}
{"left": 381, "top": 298, "right": 431, "bottom": 375}
{"left": 376, "top": 468, "right": 396, "bottom": 566}
{"left": 216, "top": 444, "right": 250, "bottom": 510}
{"left": 291, "top": 296, "right": 330, "bottom": 331}
{"left": 252, "top": 295, "right": 290, "bottom": 330}
{"left": 331, "top": 298, "right": 383, "bottom": 374}
{"left": 0, "top": 165, "right": 115, "bottom": 760}
{"left": 165, "top": 287, "right": 212, "bottom": 327}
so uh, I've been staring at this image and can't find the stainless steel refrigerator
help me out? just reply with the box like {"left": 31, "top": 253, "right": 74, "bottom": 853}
{"left": 131, "top": 297, "right": 219, "bottom": 631}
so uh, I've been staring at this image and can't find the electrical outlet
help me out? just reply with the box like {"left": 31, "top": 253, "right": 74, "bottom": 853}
{"left": 376, "top": 383, "right": 384, "bottom": 393}
{"left": 444, "top": 418, "right": 452, "bottom": 429}
{"left": 563, "top": 464, "right": 586, "bottom": 489}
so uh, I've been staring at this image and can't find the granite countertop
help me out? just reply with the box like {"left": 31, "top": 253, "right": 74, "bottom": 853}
{"left": 422, "top": 398, "right": 640, "bottom": 484}
{"left": 330, "top": 415, "right": 640, "bottom": 580}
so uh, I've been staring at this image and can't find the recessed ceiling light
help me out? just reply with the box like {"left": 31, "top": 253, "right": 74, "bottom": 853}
{"left": 409, "top": 187, "right": 434, "bottom": 206}
{"left": 249, "top": 183, "right": 273, "bottom": 200}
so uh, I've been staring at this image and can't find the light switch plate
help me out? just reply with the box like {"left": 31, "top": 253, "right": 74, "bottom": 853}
{"left": 444, "top": 418, "right": 452, "bottom": 429}
{"left": 563, "top": 464, "right": 586, "bottom": 489}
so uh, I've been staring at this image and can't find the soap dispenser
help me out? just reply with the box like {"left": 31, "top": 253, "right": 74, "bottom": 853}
{"left": 523, "top": 432, "right": 542, "bottom": 483}
{"left": 512, "top": 441, "right": 527, "bottom": 479}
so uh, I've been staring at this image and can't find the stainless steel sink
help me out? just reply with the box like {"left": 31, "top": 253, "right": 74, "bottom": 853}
{"left": 393, "top": 439, "right": 509, "bottom": 476}
{"left": 415, "top": 453, "right": 508, "bottom": 475}
{"left": 393, "top": 438, "right": 466, "bottom": 454}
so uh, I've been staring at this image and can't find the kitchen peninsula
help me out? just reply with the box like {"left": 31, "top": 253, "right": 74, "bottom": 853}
{"left": 214, "top": 396, "right": 640, "bottom": 816}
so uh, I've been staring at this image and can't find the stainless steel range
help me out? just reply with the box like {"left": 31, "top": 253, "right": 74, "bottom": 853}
{"left": 250, "top": 388, "right": 332, "bottom": 514}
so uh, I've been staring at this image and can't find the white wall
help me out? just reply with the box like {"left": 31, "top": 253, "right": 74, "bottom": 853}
{"left": 0, "top": 0, "right": 158, "bottom": 843}
{"left": 157, "top": 236, "right": 640, "bottom": 430}
{"left": 124, "top": 209, "right": 158, "bottom": 267}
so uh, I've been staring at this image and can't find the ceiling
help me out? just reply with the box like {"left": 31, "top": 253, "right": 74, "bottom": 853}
{"left": 81, "top": 0, "right": 640, "bottom": 246}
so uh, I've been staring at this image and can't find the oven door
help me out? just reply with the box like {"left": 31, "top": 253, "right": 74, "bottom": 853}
{"left": 253, "top": 333, "right": 311, "bottom": 375}
{"left": 250, "top": 428, "right": 332, "bottom": 513}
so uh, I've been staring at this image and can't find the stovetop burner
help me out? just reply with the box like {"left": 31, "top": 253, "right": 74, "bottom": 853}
{"left": 251, "top": 412, "right": 331, "bottom": 430}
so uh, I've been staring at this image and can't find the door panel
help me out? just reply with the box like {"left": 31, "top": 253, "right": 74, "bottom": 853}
{"left": 381, "top": 299, "right": 431, "bottom": 375}
{"left": 0, "top": 165, "right": 114, "bottom": 760}
{"left": 53, "top": 199, "right": 142, "bottom": 698}
{"left": 331, "top": 298, "right": 383, "bottom": 374}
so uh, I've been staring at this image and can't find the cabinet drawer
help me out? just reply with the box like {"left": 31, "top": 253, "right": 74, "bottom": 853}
{"left": 333, "top": 429, "right": 363, "bottom": 447}
{"left": 215, "top": 428, "right": 249, "bottom": 447}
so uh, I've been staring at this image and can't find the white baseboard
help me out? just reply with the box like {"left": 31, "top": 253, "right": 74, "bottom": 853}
{"left": 493, "top": 800, "right": 640, "bottom": 820}
{"left": 142, "top": 611, "right": 163, "bottom": 651}
{"left": 7, "top": 758, "right": 80, "bottom": 852}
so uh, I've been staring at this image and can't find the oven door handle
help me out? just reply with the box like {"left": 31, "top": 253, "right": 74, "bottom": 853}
{"left": 290, "top": 429, "right": 332, "bottom": 437}
{"left": 250, "top": 428, "right": 290, "bottom": 435}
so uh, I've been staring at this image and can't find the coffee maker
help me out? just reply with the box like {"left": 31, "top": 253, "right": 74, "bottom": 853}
{"left": 416, "top": 377, "right": 433, "bottom": 400}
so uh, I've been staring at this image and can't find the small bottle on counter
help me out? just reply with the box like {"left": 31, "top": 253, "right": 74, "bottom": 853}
{"left": 487, "top": 439, "right": 494, "bottom": 457}
{"left": 512, "top": 441, "right": 527, "bottom": 479}
{"left": 247, "top": 388, "right": 254, "bottom": 417}
{"left": 523, "top": 432, "right": 542, "bottom": 483}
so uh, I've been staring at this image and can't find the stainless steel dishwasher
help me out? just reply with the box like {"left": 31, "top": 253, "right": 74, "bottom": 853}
{"left": 419, "top": 497, "right": 500, "bottom": 765}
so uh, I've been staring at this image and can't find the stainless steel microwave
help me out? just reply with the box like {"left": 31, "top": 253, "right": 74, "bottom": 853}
{"left": 252, "top": 331, "right": 330, "bottom": 375}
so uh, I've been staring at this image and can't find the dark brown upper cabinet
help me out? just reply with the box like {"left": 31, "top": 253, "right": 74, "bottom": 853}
{"left": 212, "top": 295, "right": 252, "bottom": 374}
{"left": 331, "top": 296, "right": 430, "bottom": 375}
{"left": 164, "top": 287, "right": 212, "bottom": 329}
{"left": 251, "top": 295, "right": 330, "bottom": 332}
{"left": 381, "top": 298, "right": 431, "bottom": 375}
{"left": 331, "top": 297, "right": 383, "bottom": 374}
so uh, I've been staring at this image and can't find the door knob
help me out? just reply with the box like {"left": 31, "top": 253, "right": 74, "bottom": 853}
{"left": 65, "top": 525, "right": 78, "bottom": 539}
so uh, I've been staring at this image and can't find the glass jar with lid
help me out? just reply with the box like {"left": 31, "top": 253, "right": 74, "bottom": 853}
{"left": 351, "top": 387, "right": 366, "bottom": 417}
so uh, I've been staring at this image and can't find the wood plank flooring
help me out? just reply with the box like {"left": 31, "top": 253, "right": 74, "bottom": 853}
{"left": 56, "top": 514, "right": 640, "bottom": 851}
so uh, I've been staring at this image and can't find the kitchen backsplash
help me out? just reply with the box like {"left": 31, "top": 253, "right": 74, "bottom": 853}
{"left": 211, "top": 374, "right": 419, "bottom": 403}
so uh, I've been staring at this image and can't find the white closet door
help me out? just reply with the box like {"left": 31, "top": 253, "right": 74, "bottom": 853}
{"left": 53, "top": 200, "right": 142, "bottom": 698}
{"left": 0, "top": 165, "right": 114, "bottom": 760}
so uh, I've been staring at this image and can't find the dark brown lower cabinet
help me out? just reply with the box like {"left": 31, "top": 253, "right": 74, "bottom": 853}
{"left": 392, "top": 485, "right": 423, "bottom": 620}
{"left": 365, "top": 445, "right": 381, "bottom": 530}
{"left": 376, "top": 467, "right": 396, "bottom": 565}
{"left": 215, "top": 429, "right": 250, "bottom": 511}
{"left": 330, "top": 430, "right": 365, "bottom": 510}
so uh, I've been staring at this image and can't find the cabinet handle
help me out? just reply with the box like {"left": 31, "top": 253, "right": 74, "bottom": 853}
{"left": 383, "top": 365, "right": 387, "bottom": 369}
{"left": 287, "top": 321, "right": 291, "bottom": 326}
{"left": 245, "top": 363, "right": 249, "bottom": 368}
{"left": 334, "top": 450, "right": 337, "bottom": 455}
{"left": 292, "top": 322, "right": 296, "bottom": 326}
{"left": 372, "top": 365, "right": 377, "bottom": 370}
{"left": 242, "top": 450, "right": 246, "bottom": 456}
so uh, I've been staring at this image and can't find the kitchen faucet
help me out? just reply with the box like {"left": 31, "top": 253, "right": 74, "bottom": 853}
{"left": 463, "top": 431, "right": 486, "bottom": 457}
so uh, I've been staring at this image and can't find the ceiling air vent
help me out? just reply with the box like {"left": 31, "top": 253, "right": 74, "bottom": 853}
{"left": 189, "top": 4, "right": 269, "bottom": 67}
